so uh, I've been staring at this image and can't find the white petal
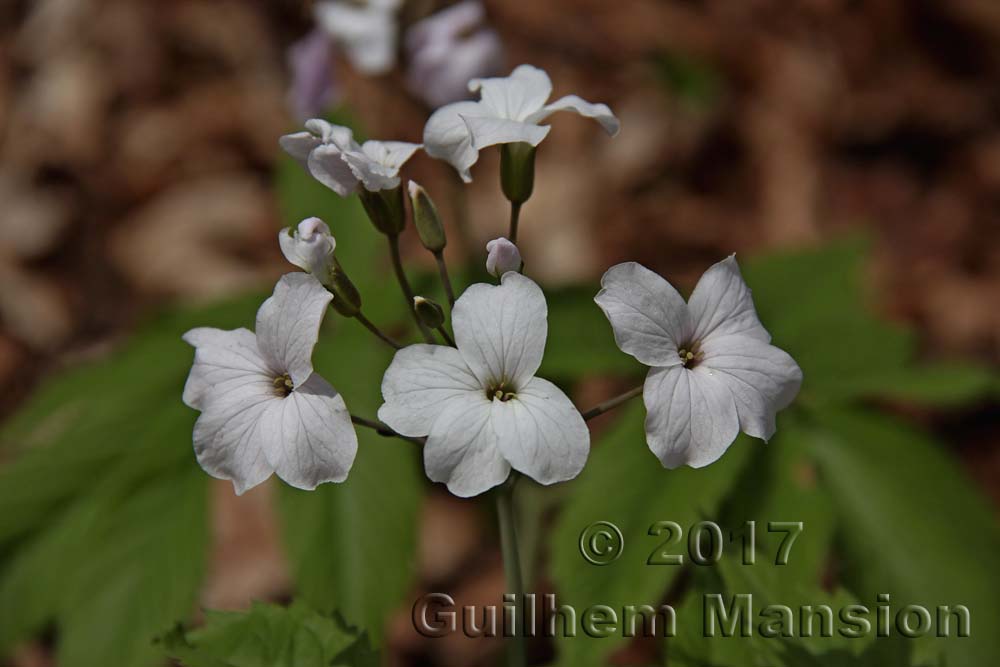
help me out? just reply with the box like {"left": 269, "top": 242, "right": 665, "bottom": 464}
{"left": 469, "top": 64, "right": 552, "bottom": 121}
{"left": 462, "top": 115, "right": 550, "bottom": 151}
{"left": 700, "top": 334, "right": 802, "bottom": 441}
{"left": 342, "top": 140, "right": 421, "bottom": 191}
{"left": 255, "top": 273, "right": 332, "bottom": 386}
{"left": 260, "top": 373, "right": 359, "bottom": 489}
{"left": 643, "top": 365, "right": 739, "bottom": 469}
{"left": 279, "top": 131, "right": 322, "bottom": 167}
{"left": 378, "top": 344, "right": 483, "bottom": 437}
{"left": 526, "top": 94, "right": 621, "bottom": 136}
{"left": 422, "top": 101, "right": 488, "bottom": 182}
{"left": 307, "top": 144, "right": 360, "bottom": 196}
{"left": 491, "top": 377, "right": 589, "bottom": 485}
{"left": 192, "top": 380, "right": 279, "bottom": 495}
{"left": 182, "top": 327, "right": 272, "bottom": 411}
{"left": 423, "top": 391, "right": 509, "bottom": 497}
{"left": 453, "top": 272, "right": 547, "bottom": 389}
{"left": 278, "top": 218, "right": 336, "bottom": 275}
{"left": 594, "top": 262, "right": 691, "bottom": 367}
{"left": 306, "top": 119, "right": 359, "bottom": 150}
{"left": 688, "top": 255, "right": 770, "bottom": 344}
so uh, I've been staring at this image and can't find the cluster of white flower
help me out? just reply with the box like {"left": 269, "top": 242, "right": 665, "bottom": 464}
{"left": 183, "top": 64, "right": 802, "bottom": 498}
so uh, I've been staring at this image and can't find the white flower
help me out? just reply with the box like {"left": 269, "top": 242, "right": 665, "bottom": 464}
{"left": 286, "top": 28, "right": 338, "bottom": 122}
{"left": 315, "top": 0, "right": 401, "bottom": 75}
{"left": 423, "top": 64, "right": 620, "bottom": 182}
{"left": 594, "top": 257, "right": 802, "bottom": 469}
{"left": 378, "top": 272, "right": 589, "bottom": 497}
{"left": 485, "top": 237, "right": 521, "bottom": 277}
{"left": 279, "top": 119, "right": 421, "bottom": 195}
{"left": 279, "top": 217, "right": 337, "bottom": 276}
{"left": 405, "top": 1, "right": 504, "bottom": 108}
{"left": 183, "top": 273, "right": 358, "bottom": 494}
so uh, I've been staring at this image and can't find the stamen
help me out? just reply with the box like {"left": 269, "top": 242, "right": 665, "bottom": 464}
{"left": 273, "top": 373, "right": 294, "bottom": 397}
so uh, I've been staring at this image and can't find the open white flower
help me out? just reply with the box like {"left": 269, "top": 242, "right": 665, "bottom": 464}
{"left": 315, "top": 0, "right": 401, "bottom": 75}
{"left": 279, "top": 217, "right": 336, "bottom": 277}
{"left": 183, "top": 273, "right": 358, "bottom": 495}
{"left": 280, "top": 119, "right": 421, "bottom": 195}
{"left": 378, "top": 272, "right": 589, "bottom": 497}
{"left": 595, "top": 257, "right": 802, "bottom": 469}
{"left": 423, "top": 64, "right": 620, "bottom": 182}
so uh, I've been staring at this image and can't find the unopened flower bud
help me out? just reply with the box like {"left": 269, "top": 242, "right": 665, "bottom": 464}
{"left": 500, "top": 141, "right": 536, "bottom": 205}
{"left": 328, "top": 262, "right": 362, "bottom": 318}
{"left": 279, "top": 217, "right": 337, "bottom": 277}
{"left": 485, "top": 237, "right": 522, "bottom": 277}
{"left": 359, "top": 185, "right": 406, "bottom": 235}
{"left": 413, "top": 296, "right": 445, "bottom": 329}
{"left": 408, "top": 181, "right": 446, "bottom": 253}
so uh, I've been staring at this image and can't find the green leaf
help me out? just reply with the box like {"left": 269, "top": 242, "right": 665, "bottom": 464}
{"left": 162, "top": 601, "right": 372, "bottom": 667}
{"left": 806, "top": 408, "right": 1000, "bottom": 666}
{"left": 549, "top": 403, "right": 753, "bottom": 665}
{"left": 844, "top": 363, "right": 998, "bottom": 407}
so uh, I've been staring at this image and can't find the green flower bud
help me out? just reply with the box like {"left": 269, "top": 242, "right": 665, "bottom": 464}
{"left": 328, "top": 262, "right": 362, "bottom": 318}
{"left": 413, "top": 296, "right": 445, "bottom": 329}
{"left": 500, "top": 141, "right": 536, "bottom": 205}
{"left": 408, "top": 181, "right": 447, "bottom": 253}
{"left": 359, "top": 185, "right": 406, "bottom": 236}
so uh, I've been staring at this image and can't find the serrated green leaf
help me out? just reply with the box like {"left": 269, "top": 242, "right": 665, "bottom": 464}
{"left": 550, "top": 403, "right": 753, "bottom": 666}
{"left": 162, "top": 601, "right": 368, "bottom": 667}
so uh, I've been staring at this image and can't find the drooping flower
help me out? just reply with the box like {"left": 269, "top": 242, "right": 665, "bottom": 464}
{"left": 287, "top": 28, "right": 339, "bottom": 122}
{"left": 279, "top": 217, "right": 337, "bottom": 277}
{"left": 594, "top": 257, "right": 802, "bottom": 469}
{"left": 405, "top": 1, "right": 504, "bottom": 109}
{"left": 279, "top": 119, "right": 421, "bottom": 196}
{"left": 423, "top": 64, "right": 620, "bottom": 182}
{"left": 183, "top": 273, "right": 358, "bottom": 494}
{"left": 315, "top": 0, "right": 402, "bottom": 75}
{"left": 378, "top": 272, "right": 589, "bottom": 497}
{"left": 485, "top": 237, "right": 521, "bottom": 277}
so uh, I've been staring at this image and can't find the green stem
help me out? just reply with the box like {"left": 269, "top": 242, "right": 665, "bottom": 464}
{"left": 353, "top": 312, "right": 402, "bottom": 350}
{"left": 387, "top": 234, "right": 434, "bottom": 342}
{"left": 581, "top": 385, "right": 643, "bottom": 421}
{"left": 350, "top": 415, "right": 423, "bottom": 445}
{"left": 508, "top": 202, "right": 522, "bottom": 245}
{"left": 434, "top": 251, "right": 456, "bottom": 308}
{"left": 496, "top": 476, "right": 527, "bottom": 667}
{"left": 436, "top": 326, "right": 455, "bottom": 347}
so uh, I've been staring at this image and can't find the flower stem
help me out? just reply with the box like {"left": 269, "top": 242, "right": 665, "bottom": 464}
{"left": 436, "top": 326, "right": 455, "bottom": 347}
{"left": 582, "top": 385, "right": 643, "bottom": 421}
{"left": 350, "top": 415, "right": 424, "bottom": 445}
{"left": 496, "top": 476, "right": 527, "bottom": 667}
{"left": 434, "top": 251, "right": 456, "bottom": 308}
{"left": 354, "top": 312, "right": 402, "bottom": 350}
{"left": 508, "top": 202, "right": 522, "bottom": 245}
{"left": 387, "top": 234, "right": 434, "bottom": 342}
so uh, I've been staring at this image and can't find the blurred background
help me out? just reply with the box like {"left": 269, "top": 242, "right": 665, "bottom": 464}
{"left": 0, "top": 1, "right": 997, "bottom": 666}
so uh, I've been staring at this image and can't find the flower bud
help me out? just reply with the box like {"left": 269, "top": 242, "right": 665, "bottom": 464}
{"left": 485, "top": 237, "right": 522, "bottom": 277}
{"left": 359, "top": 185, "right": 406, "bottom": 235}
{"left": 500, "top": 141, "right": 536, "bottom": 205}
{"left": 408, "top": 181, "right": 447, "bottom": 253}
{"left": 413, "top": 296, "right": 445, "bottom": 329}
{"left": 279, "top": 217, "right": 337, "bottom": 277}
{"left": 328, "top": 262, "right": 362, "bottom": 318}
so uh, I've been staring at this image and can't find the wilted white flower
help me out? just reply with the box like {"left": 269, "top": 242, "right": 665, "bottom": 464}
{"left": 405, "top": 1, "right": 504, "bottom": 108}
{"left": 378, "top": 272, "right": 589, "bottom": 497}
{"left": 485, "top": 237, "right": 521, "bottom": 277}
{"left": 423, "top": 64, "right": 620, "bottom": 182}
{"left": 595, "top": 257, "right": 802, "bottom": 469}
{"left": 315, "top": 0, "right": 402, "bottom": 75}
{"left": 287, "top": 28, "right": 338, "bottom": 122}
{"left": 280, "top": 119, "right": 421, "bottom": 196}
{"left": 279, "top": 217, "right": 337, "bottom": 277}
{"left": 183, "top": 273, "right": 358, "bottom": 495}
